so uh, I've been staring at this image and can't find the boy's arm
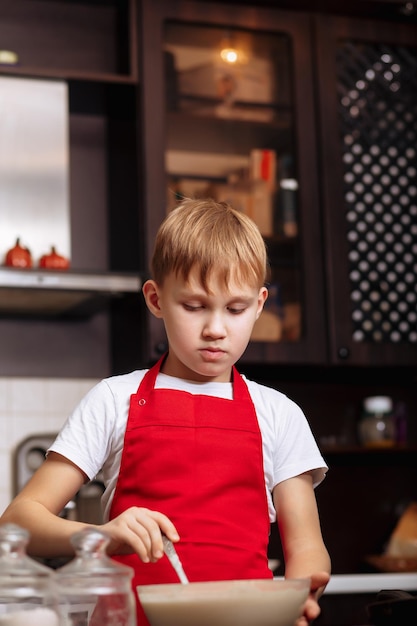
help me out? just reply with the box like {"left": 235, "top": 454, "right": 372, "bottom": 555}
{"left": 273, "top": 473, "right": 331, "bottom": 625}
{"left": 0, "top": 451, "right": 179, "bottom": 562}
{"left": 0, "top": 452, "right": 88, "bottom": 556}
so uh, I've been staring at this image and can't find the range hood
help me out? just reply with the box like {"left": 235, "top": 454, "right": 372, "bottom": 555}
{"left": 0, "top": 267, "right": 141, "bottom": 317}
{"left": 0, "top": 76, "right": 142, "bottom": 319}
{"left": 0, "top": 75, "right": 71, "bottom": 265}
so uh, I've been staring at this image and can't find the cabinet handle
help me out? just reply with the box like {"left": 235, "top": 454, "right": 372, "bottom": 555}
{"left": 338, "top": 347, "right": 350, "bottom": 359}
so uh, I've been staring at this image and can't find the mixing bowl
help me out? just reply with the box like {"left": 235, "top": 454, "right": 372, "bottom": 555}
{"left": 137, "top": 577, "right": 310, "bottom": 626}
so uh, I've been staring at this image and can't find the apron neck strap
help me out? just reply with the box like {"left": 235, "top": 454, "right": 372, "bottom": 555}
{"left": 139, "top": 354, "right": 246, "bottom": 399}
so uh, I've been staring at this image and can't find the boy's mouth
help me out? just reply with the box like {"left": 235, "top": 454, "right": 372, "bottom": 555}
{"left": 199, "top": 347, "right": 225, "bottom": 361}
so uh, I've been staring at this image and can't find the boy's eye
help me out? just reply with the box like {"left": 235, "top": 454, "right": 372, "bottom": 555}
{"left": 183, "top": 303, "right": 203, "bottom": 311}
{"left": 228, "top": 307, "right": 246, "bottom": 315}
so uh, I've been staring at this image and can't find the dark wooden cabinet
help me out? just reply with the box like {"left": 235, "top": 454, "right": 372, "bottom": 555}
{"left": 0, "top": 0, "right": 144, "bottom": 377}
{"left": 258, "top": 363, "right": 417, "bottom": 575}
{"left": 2, "top": 1, "right": 416, "bottom": 375}
{"left": 0, "top": 0, "right": 137, "bottom": 82}
{"left": 140, "top": 0, "right": 327, "bottom": 365}
{"left": 315, "top": 15, "right": 417, "bottom": 366}
{"left": 140, "top": 1, "right": 417, "bottom": 369}
{"left": 268, "top": 443, "right": 417, "bottom": 575}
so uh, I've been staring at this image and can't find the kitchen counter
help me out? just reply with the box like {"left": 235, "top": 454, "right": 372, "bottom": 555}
{"left": 313, "top": 574, "right": 417, "bottom": 626}
{"left": 274, "top": 572, "right": 417, "bottom": 594}
{"left": 324, "top": 573, "right": 417, "bottom": 594}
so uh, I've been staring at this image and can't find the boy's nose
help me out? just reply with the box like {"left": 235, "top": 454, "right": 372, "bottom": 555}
{"left": 202, "top": 312, "right": 226, "bottom": 338}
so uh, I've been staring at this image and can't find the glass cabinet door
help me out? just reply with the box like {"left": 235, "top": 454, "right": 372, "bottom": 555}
{"left": 164, "top": 21, "right": 301, "bottom": 345}
{"left": 141, "top": 0, "right": 326, "bottom": 365}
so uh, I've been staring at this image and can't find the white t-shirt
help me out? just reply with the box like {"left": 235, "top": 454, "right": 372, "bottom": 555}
{"left": 49, "top": 370, "right": 327, "bottom": 523}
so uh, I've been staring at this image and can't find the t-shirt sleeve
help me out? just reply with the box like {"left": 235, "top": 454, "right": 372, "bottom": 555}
{"left": 246, "top": 379, "right": 328, "bottom": 490}
{"left": 47, "top": 379, "right": 118, "bottom": 480}
{"left": 272, "top": 398, "right": 328, "bottom": 488}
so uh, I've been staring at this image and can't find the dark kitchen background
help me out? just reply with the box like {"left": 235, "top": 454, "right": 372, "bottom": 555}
{"left": 0, "top": 3, "right": 416, "bottom": 623}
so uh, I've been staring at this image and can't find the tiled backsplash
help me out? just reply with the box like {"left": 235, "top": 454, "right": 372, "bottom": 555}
{"left": 0, "top": 376, "right": 99, "bottom": 515}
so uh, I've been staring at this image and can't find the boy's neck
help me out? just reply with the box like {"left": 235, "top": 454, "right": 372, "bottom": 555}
{"left": 160, "top": 353, "right": 233, "bottom": 383}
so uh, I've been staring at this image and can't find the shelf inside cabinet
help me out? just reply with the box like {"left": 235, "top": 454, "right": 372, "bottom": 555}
{"left": 0, "top": 268, "right": 141, "bottom": 319}
{"left": 322, "top": 445, "right": 417, "bottom": 466}
{"left": 0, "top": 64, "right": 137, "bottom": 85}
{"left": 167, "top": 110, "right": 292, "bottom": 152}
{"left": 0, "top": 0, "right": 138, "bottom": 83}
{"left": 174, "top": 96, "right": 292, "bottom": 125}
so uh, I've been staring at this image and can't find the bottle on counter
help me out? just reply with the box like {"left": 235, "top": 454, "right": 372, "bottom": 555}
{"left": 56, "top": 528, "right": 136, "bottom": 626}
{"left": 0, "top": 523, "right": 61, "bottom": 625}
{"left": 357, "top": 396, "right": 396, "bottom": 448}
{"left": 277, "top": 154, "right": 298, "bottom": 238}
{"left": 393, "top": 401, "right": 408, "bottom": 445}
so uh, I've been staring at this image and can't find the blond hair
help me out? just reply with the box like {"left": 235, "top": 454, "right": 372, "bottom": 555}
{"left": 150, "top": 198, "right": 269, "bottom": 290}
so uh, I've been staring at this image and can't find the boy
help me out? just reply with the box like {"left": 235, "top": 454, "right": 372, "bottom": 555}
{"left": 1, "top": 199, "right": 330, "bottom": 625}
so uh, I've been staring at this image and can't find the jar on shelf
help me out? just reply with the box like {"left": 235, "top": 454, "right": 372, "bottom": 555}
{"left": 358, "top": 396, "right": 395, "bottom": 448}
{"left": 56, "top": 528, "right": 136, "bottom": 626}
{"left": 0, "top": 523, "right": 61, "bottom": 625}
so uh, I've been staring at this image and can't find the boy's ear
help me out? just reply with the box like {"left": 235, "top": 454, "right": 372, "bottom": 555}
{"left": 142, "top": 279, "right": 163, "bottom": 318}
{"left": 255, "top": 286, "right": 268, "bottom": 320}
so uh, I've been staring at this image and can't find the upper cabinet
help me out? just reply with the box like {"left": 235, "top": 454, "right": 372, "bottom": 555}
{"left": 140, "top": 1, "right": 417, "bottom": 367}
{"left": 0, "top": 0, "right": 137, "bottom": 83}
{"left": 1, "top": 1, "right": 415, "bottom": 374}
{"left": 140, "top": 0, "right": 327, "bottom": 365}
{"left": 315, "top": 15, "right": 417, "bottom": 366}
{"left": 0, "top": 0, "right": 143, "bottom": 377}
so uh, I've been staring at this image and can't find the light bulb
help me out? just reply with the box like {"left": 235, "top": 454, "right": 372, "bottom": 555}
{"left": 220, "top": 47, "right": 239, "bottom": 64}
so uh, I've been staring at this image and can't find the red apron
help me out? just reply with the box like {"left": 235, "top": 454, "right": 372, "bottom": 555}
{"left": 110, "top": 355, "right": 271, "bottom": 624}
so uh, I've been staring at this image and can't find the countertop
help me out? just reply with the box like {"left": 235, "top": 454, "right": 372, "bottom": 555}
{"left": 324, "top": 573, "right": 417, "bottom": 594}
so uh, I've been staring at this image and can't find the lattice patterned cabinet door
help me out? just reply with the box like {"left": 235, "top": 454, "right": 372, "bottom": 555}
{"left": 337, "top": 40, "right": 417, "bottom": 350}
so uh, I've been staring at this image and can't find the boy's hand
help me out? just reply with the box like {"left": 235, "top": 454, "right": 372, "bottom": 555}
{"left": 100, "top": 506, "right": 179, "bottom": 563}
{"left": 296, "top": 571, "right": 330, "bottom": 626}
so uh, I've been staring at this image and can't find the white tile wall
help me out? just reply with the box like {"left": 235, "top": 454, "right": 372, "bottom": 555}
{"left": 0, "top": 377, "right": 99, "bottom": 515}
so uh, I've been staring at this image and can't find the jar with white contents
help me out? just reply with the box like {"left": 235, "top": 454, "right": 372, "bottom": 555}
{"left": 358, "top": 396, "right": 395, "bottom": 448}
{"left": 0, "top": 523, "right": 61, "bottom": 626}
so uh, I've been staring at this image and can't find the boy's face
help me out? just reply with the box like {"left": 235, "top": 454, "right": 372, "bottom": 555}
{"left": 143, "top": 267, "right": 268, "bottom": 383}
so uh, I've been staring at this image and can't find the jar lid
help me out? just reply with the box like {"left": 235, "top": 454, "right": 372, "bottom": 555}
{"left": 0, "top": 523, "right": 55, "bottom": 578}
{"left": 363, "top": 396, "right": 393, "bottom": 414}
{"left": 56, "top": 528, "right": 134, "bottom": 592}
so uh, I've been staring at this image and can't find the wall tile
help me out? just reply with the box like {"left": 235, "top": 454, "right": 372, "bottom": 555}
{"left": 0, "top": 446, "right": 12, "bottom": 514}
{"left": 45, "top": 378, "right": 97, "bottom": 416}
{"left": 0, "top": 376, "right": 100, "bottom": 511}
{"left": 0, "top": 380, "right": 8, "bottom": 412}
{"left": 0, "top": 414, "right": 11, "bottom": 450}
{"left": 9, "top": 378, "right": 46, "bottom": 414}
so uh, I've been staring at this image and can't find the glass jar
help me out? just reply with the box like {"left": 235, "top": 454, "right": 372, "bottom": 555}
{"left": 358, "top": 396, "right": 395, "bottom": 448}
{"left": 0, "top": 523, "right": 61, "bottom": 625}
{"left": 56, "top": 528, "right": 136, "bottom": 626}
